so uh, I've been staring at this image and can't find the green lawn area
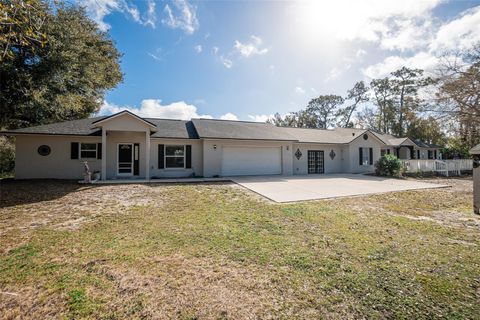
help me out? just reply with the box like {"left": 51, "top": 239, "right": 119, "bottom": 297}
{"left": 0, "top": 178, "right": 479, "bottom": 319}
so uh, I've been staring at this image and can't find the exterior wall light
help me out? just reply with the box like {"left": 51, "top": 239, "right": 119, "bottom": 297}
{"left": 213, "top": 144, "right": 217, "bottom": 149}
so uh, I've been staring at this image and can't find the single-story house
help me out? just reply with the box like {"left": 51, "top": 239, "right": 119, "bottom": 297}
{"left": 2, "top": 110, "right": 443, "bottom": 180}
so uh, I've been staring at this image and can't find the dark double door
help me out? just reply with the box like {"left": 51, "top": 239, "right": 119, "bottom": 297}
{"left": 308, "top": 150, "right": 324, "bottom": 174}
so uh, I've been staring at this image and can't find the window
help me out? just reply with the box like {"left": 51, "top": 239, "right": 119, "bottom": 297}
{"left": 80, "top": 143, "right": 97, "bottom": 159}
{"left": 165, "top": 145, "right": 185, "bottom": 168}
{"left": 362, "top": 147, "right": 370, "bottom": 165}
{"left": 37, "top": 145, "right": 51, "bottom": 156}
{"left": 381, "top": 149, "right": 390, "bottom": 156}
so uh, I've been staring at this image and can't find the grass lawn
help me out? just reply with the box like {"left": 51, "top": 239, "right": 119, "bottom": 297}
{"left": 0, "top": 177, "right": 479, "bottom": 319}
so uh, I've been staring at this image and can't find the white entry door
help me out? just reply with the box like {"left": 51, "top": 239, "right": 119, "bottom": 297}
{"left": 221, "top": 146, "right": 282, "bottom": 176}
{"left": 117, "top": 143, "right": 133, "bottom": 176}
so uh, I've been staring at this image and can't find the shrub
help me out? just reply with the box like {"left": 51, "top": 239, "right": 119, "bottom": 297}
{"left": 0, "top": 137, "right": 15, "bottom": 177}
{"left": 375, "top": 154, "right": 402, "bottom": 177}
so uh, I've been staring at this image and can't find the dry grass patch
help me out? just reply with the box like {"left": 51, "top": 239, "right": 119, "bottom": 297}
{"left": 1, "top": 178, "right": 479, "bottom": 319}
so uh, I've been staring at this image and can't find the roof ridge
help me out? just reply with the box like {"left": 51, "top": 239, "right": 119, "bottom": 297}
{"left": 192, "top": 118, "right": 274, "bottom": 125}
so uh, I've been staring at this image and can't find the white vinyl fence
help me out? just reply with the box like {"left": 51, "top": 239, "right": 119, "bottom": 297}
{"left": 401, "top": 159, "right": 473, "bottom": 177}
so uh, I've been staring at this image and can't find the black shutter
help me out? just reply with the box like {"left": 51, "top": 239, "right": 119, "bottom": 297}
{"left": 359, "top": 148, "right": 363, "bottom": 166}
{"left": 387, "top": 149, "right": 391, "bottom": 155}
{"left": 185, "top": 145, "right": 192, "bottom": 169}
{"left": 158, "top": 144, "right": 164, "bottom": 169}
{"left": 97, "top": 143, "right": 102, "bottom": 159}
{"left": 434, "top": 150, "right": 437, "bottom": 159}
{"left": 71, "top": 142, "right": 79, "bottom": 159}
{"left": 133, "top": 143, "right": 139, "bottom": 175}
{"left": 369, "top": 148, "right": 373, "bottom": 165}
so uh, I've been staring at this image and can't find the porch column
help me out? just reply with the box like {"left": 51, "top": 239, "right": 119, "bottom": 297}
{"left": 145, "top": 130, "right": 150, "bottom": 180}
{"left": 101, "top": 129, "right": 107, "bottom": 180}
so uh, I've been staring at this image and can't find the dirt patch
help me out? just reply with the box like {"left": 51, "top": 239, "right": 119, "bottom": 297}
{"left": 0, "top": 286, "right": 67, "bottom": 320}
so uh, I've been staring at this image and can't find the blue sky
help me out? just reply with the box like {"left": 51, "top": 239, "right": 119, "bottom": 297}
{"left": 81, "top": 0, "right": 480, "bottom": 121}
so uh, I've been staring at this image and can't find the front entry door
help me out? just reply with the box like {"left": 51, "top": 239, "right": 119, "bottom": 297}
{"left": 308, "top": 150, "right": 324, "bottom": 174}
{"left": 118, "top": 143, "right": 133, "bottom": 176}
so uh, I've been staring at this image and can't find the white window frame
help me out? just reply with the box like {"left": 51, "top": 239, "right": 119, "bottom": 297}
{"left": 362, "top": 147, "right": 370, "bottom": 166}
{"left": 80, "top": 143, "right": 97, "bottom": 159}
{"left": 164, "top": 145, "right": 186, "bottom": 169}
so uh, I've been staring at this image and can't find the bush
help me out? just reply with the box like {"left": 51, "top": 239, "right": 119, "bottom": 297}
{"left": 375, "top": 154, "right": 402, "bottom": 177}
{"left": 0, "top": 137, "right": 15, "bottom": 177}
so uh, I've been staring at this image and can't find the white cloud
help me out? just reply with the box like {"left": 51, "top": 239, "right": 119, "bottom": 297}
{"left": 290, "top": 0, "right": 442, "bottom": 44}
{"left": 379, "top": 18, "right": 434, "bottom": 51}
{"left": 220, "top": 56, "right": 233, "bottom": 68}
{"left": 362, "top": 51, "right": 441, "bottom": 79}
{"left": 294, "top": 86, "right": 305, "bottom": 94}
{"left": 355, "top": 49, "right": 367, "bottom": 58}
{"left": 325, "top": 63, "right": 352, "bottom": 82}
{"left": 194, "top": 45, "right": 202, "bottom": 53}
{"left": 99, "top": 100, "right": 212, "bottom": 120}
{"left": 430, "top": 6, "right": 480, "bottom": 51}
{"left": 82, "top": 0, "right": 156, "bottom": 31}
{"left": 219, "top": 113, "right": 239, "bottom": 120}
{"left": 147, "top": 48, "right": 166, "bottom": 61}
{"left": 99, "top": 100, "right": 243, "bottom": 122}
{"left": 234, "top": 35, "right": 268, "bottom": 57}
{"left": 144, "top": 0, "right": 156, "bottom": 28}
{"left": 248, "top": 114, "right": 273, "bottom": 122}
{"left": 212, "top": 46, "right": 219, "bottom": 54}
{"left": 162, "top": 0, "right": 199, "bottom": 34}
{"left": 362, "top": 6, "right": 480, "bottom": 78}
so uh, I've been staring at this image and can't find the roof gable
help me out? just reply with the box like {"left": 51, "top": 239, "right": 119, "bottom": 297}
{"left": 92, "top": 110, "right": 157, "bottom": 129}
{"left": 471, "top": 143, "right": 480, "bottom": 154}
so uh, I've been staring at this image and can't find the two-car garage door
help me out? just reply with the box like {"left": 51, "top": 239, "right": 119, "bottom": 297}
{"left": 221, "top": 146, "right": 282, "bottom": 176}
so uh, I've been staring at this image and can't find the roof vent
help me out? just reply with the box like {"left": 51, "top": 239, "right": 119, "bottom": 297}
{"left": 352, "top": 133, "right": 355, "bottom": 136}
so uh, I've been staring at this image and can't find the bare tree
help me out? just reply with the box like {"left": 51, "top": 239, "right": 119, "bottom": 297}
{"left": 337, "top": 81, "right": 369, "bottom": 127}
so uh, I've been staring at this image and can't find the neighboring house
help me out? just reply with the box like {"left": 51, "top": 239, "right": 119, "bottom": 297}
{"left": 2, "top": 110, "right": 442, "bottom": 180}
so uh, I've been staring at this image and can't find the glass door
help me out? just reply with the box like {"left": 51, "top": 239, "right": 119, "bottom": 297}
{"left": 308, "top": 150, "right": 324, "bottom": 174}
{"left": 117, "top": 143, "right": 133, "bottom": 176}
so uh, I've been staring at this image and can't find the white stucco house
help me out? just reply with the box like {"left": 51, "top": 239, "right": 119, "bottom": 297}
{"left": 3, "top": 110, "right": 442, "bottom": 180}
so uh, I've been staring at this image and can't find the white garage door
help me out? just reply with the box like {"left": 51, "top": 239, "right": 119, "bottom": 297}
{"left": 222, "top": 146, "right": 282, "bottom": 176}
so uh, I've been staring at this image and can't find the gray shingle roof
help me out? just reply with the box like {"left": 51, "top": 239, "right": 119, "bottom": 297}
{"left": 471, "top": 143, "right": 480, "bottom": 154}
{"left": 147, "top": 119, "right": 198, "bottom": 139}
{"left": 0, "top": 113, "right": 444, "bottom": 147}
{"left": 191, "top": 119, "right": 298, "bottom": 141}
{"left": 278, "top": 127, "right": 367, "bottom": 144}
{"left": 3, "top": 117, "right": 199, "bottom": 139}
{"left": 413, "top": 139, "right": 442, "bottom": 149}
{"left": 3, "top": 117, "right": 104, "bottom": 136}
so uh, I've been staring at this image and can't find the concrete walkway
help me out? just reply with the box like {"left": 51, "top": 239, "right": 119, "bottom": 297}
{"left": 83, "top": 177, "right": 230, "bottom": 184}
{"left": 231, "top": 174, "right": 448, "bottom": 202}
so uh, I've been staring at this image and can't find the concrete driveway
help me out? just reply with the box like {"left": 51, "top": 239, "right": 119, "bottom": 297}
{"left": 231, "top": 174, "right": 448, "bottom": 202}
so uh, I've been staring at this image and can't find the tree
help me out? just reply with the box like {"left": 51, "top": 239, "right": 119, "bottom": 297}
{"left": 337, "top": 81, "right": 369, "bottom": 127}
{"left": 0, "top": 0, "right": 48, "bottom": 61}
{"left": 370, "top": 78, "right": 395, "bottom": 133}
{"left": 305, "top": 95, "right": 344, "bottom": 128}
{"left": 434, "top": 44, "right": 480, "bottom": 149}
{"left": 390, "top": 67, "right": 432, "bottom": 136}
{"left": 404, "top": 113, "right": 445, "bottom": 146}
{"left": 0, "top": 1, "right": 123, "bottom": 129}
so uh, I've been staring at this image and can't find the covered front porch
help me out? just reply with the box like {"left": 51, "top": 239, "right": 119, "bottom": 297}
{"left": 93, "top": 111, "right": 156, "bottom": 181}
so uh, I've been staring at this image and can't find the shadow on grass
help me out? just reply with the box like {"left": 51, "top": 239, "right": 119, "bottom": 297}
{"left": 0, "top": 179, "right": 99, "bottom": 208}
